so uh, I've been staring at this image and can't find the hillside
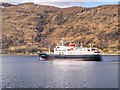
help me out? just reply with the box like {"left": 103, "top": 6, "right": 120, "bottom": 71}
{"left": 1, "top": 3, "right": 119, "bottom": 54}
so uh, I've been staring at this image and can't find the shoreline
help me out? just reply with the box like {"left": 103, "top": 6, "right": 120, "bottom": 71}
{"left": 0, "top": 53, "right": 119, "bottom": 56}
{"left": 0, "top": 54, "right": 38, "bottom": 56}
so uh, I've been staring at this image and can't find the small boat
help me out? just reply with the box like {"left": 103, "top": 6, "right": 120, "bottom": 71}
{"left": 39, "top": 38, "right": 102, "bottom": 61}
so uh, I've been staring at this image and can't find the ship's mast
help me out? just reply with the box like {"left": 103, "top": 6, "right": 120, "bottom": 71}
{"left": 61, "top": 38, "right": 64, "bottom": 46}
{"left": 89, "top": 42, "right": 93, "bottom": 51}
{"left": 90, "top": 42, "right": 93, "bottom": 48}
{"left": 80, "top": 43, "right": 83, "bottom": 48}
{"left": 48, "top": 45, "right": 51, "bottom": 54}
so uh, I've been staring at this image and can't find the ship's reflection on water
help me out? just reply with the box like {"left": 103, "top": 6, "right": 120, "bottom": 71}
{"left": 1, "top": 55, "right": 119, "bottom": 88}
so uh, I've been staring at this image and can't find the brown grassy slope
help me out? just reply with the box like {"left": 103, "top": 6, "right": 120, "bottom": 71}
{"left": 2, "top": 3, "right": 119, "bottom": 54}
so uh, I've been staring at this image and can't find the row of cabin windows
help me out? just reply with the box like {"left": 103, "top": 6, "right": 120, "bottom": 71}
{"left": 55, "top": 49, "right": 96, "bottom": 51}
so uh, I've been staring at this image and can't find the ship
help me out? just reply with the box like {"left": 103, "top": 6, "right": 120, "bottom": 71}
{"left": 39, "top": 38, "right": 102, "bottom": 61}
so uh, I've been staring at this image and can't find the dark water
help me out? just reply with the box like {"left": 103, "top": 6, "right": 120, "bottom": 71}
{"left": 1, "top": 55, "right": 119, "bottom": 88}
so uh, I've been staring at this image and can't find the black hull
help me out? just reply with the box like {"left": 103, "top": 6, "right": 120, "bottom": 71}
{"left": 50, "top": 54, "right": 102, "bottom": 61}
{"left": 39, "top": 53, "right": 102, "bottom": 61}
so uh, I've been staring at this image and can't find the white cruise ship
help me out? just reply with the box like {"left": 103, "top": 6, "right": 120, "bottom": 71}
{"left": 39, "top": 38, "right": 102, "bottom": 61}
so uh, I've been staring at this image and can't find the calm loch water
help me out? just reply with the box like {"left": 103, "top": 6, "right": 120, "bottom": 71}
{"left": 1, "top": 55, "right": 119, "bottom": 88}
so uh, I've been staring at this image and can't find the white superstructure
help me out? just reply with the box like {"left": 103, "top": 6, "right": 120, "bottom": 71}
{"left": 53, "top": 39, "right": 101, "bottom": 55}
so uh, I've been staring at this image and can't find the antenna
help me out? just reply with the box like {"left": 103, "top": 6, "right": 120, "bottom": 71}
{"left": 61, "top": 38, "right": 64, "bottom": 46}
{"left": 90, "top": 43, "right": 92, "bottom": 48}
{"left": 48, "top": 45, "right": 50, "bottom": 54}
{"left": 91, "top": 42, "right": 93, "bottom": 48}
{"left": 80, "top": 42, "right": 83, "bottom": 48}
